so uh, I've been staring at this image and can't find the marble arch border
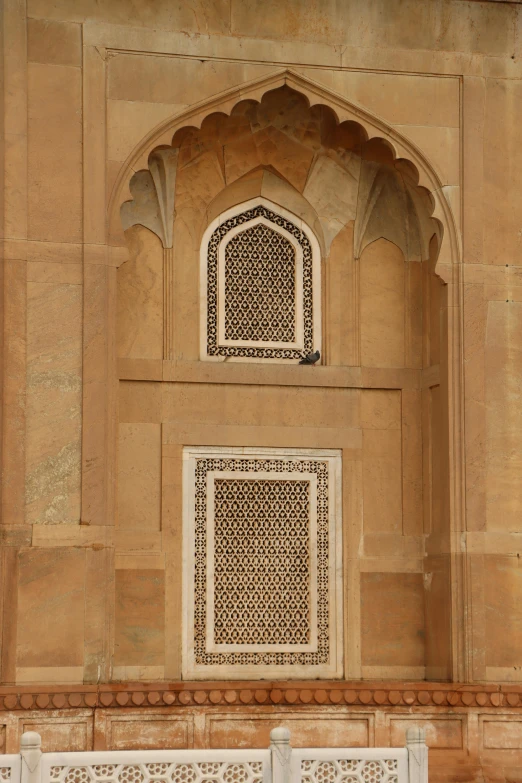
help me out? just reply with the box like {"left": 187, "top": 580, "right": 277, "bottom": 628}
{"left": 80, "top": 42, "right": 467, "bottom": 682}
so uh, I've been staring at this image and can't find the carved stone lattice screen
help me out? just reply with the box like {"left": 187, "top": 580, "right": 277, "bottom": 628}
{"left": 224, "top": 223, "right": 296, "bottom": 344}
{"left": 182, "top": 448, "right": 342, "bottom": 679}
{"left": 200, "top": 198, "right": 321, "bottom": 363}
{"left": 297, "top": 757, "right": 404, "bottom": 783}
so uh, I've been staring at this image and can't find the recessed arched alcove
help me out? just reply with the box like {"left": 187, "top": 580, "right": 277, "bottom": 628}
{"left": 111, "top": 71, "right": 463, "bottom": 683}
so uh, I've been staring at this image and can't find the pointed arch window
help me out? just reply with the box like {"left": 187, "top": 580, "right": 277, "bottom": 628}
{"left": 200, "top": 198, "right": 321, "bottom": 362}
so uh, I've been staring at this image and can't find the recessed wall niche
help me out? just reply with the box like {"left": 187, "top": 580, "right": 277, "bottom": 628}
{"left": 116, "top": 80, "right": 452, "bottom": 685}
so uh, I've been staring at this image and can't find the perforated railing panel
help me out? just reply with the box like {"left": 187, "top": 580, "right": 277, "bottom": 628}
{"left": 0, "top": 755, "right": 21, "bottom": 783}
{"left": 42, "top": 752, "right": 270, "bottom": 783}
{"left": 49, "top": 762, "right": 265, "bottom": 783}
{"left": 301, "top": 759, "right": 399, "bottom": 783}
{"left": 4, "top": 743, "right": 413, "bottom": 783}
{"left": 293, "top": 750, "right": 408, "bottom": 783}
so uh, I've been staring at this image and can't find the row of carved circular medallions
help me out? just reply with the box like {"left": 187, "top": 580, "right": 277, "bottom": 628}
{"left": 0, "top": 688, "right": 520, "bottom": 710}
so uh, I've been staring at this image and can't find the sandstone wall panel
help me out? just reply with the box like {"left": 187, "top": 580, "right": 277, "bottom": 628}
{"left": 16, "top": 549, "right": 85, "bottom": 671}
{"left": 114, "top": 569, "right": 165, "bottom": 668}
{"left": 325, "top": 223, "right": 357, "bottom": 366}
{"left": 27, "top": 63, "right": 82, "bottom": 242}
{"left": 360, "top": 572, "right": 425, "bottom": 668}
{"left": 389, "top": 716, "right": 463, "bottom": 750}
{"left": 27, "top": 18, "right": 81, "bottom": 67}
{"left": 20, "top": 716, "right": 92, "bottom": 751}
{"left": 207, "top": 714, "right": 371, "bottom": 749}
{"left": 108, "top": 56, "right": 271, "bottom": 107}
{"left": 230, "top": 0, "right": 516, "bottom": 56}
{"left": 360, "top": 240, "right": 405, "bottom": 369}
{"left": 117, "top": 423, "right": 161, "bottom": 531}
{"left": 26, "top": 282, "right": 82, "bottom": 525}
{"left": 117, "top": 226, "right": 163, "bottom": 360}
{"left": 485, "top": 301, "right": 522, "bottom": 531}
{"left": 107, "top": 100, "right": 186, "bottom": 164}
{"left": 28, "top": 0, "right": 232, "bottom": 33}
{"left": 362, "top": 429, "right": 402, "bottom": 535}
{"left": 105, "top": 714, "right": 191, "bottom": 750}
{"left": 484, "top": 79, "right": 522, "bottom": 265}
{"left": 485, "top": 556, "right": 522, "bottom": 669}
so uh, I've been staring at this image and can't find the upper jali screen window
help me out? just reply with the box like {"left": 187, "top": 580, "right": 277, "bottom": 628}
{"left": 200, "top": 198, "right": 321, "bottom": 363}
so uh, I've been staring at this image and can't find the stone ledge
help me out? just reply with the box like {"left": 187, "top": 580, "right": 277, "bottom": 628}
{"left": 118, "top": 359, "right": 422, "bottom": 390}
{"left": 0, "top": 682, "right": 518, "bottom": 711}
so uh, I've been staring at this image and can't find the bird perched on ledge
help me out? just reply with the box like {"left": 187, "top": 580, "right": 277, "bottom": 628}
{"left": 299, "top": 350, "right": 320, "bottom": 365}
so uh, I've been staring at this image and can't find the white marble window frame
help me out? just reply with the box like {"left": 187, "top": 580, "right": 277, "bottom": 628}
{"left": 199, "top": 197, "right": 322, "bottom": 364}
{"left": 182, "top": 446, "right": 343, "bottom": 681}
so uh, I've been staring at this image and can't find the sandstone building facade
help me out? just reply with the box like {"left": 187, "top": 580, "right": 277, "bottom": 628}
{"left": 1, "top": 0, "right": 522, "bottom": 780}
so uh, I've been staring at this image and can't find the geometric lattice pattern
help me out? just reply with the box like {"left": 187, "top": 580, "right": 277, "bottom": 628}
{"left": 0, "top": 770, "right": 12, "bottom": 782}
{"left": 206, "top": 204, "right": 314, "bottom": 360}
{"left": 302, "top": 759, "right": 399, "bottom": 783}
{"left": 193, "top": 455, "right": 330, "bottom": 667}
{"left": 224, "top": 223, "right": 296, "bottom": 343}
{"left": 213, "top": 478, "right": 310, "bottom": 644}
{"left": 50, "top": 763, "right": 264, "bottom": 783}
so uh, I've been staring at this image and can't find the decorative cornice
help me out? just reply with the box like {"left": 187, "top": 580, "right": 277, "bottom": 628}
{"left": 0, "top": 682, "right": 521, "bottom": 711}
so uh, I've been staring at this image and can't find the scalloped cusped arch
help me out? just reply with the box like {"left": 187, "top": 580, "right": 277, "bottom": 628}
{"left": 109, "top": 69, "right": 460, "bottom": 275}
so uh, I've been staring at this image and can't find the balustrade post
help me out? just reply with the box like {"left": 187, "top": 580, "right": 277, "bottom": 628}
{"left": 20, "top": 732, "right": 42, "bottom": 783}
{"left": 406, "top": 727, "right": 428, "bottom": 783}
{"left": 270, "top": 727, "right": 292, "bottom": 783}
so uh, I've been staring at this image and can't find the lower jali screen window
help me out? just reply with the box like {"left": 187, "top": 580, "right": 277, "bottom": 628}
{"left": 182, "top": 447, "right": 343, "bottom": 679}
